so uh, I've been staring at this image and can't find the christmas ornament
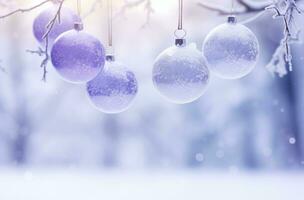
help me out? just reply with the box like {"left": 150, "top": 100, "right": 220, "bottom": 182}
{"left": 153, "top": 43, "right": 210, "bottom": 104}
{"left": 87, "top": 59, "right": 138, "bottom": 114}
{"left": 33, "top": 5, "right": 81, "bottom": 46}
{"left": 51, "top": 24, "right": 105, "bottom": 83}
{"left": 86, "top": 0, "right": 138, "bottom": 114}
{"left": 152, "top": 0, "right": 210, "bottom": 104}
{"left": 203, "top": 16, "right": 259, "bottom": 79}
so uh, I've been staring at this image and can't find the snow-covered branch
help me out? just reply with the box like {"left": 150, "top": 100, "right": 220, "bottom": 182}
{"left": 265, "top": 0, "right": 301, "bottom": 77}
{"left": 26, "top": 0, "right": 65, "bottom": 81}
{"left": 0, "top": 0, "right": 65, "bottom": 81}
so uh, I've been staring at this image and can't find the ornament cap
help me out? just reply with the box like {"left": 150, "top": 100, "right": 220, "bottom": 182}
{"left": 227, "top": 16, "right": 237, "bottom": 24}
{"left": 175, "top": 38, "right": 186, "bottom": 47}
{"left": 106, "top": 55, "right": 115, "bottom": 62}
{"left": 74, "top": 22, "right": 84, "bottom": 31}
{"left": 106, "top": 46, "right": 115, "bottom": 61}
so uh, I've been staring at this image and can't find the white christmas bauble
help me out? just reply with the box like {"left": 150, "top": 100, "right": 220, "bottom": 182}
{"left": 203, "top": 18, "right": 259, "bottom": 79}
{"left": 153, "top": 43, "right": 210, "bottom": 104}
{"left": 87, "top": 60, "right": 138, "bottom": 114}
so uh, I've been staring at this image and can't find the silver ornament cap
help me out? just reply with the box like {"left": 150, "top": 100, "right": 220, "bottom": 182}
{"left": 74, "top": 21, "right": 84, "bottom": 31}
{"left": 227, "top": 16, "right": 237, "bottom": 24}
{"left": 175, "top": 38, "right": 186, "bottom": 47}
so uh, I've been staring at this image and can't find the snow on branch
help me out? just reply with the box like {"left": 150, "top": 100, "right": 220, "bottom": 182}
{"left": 198, "top": 0, "right": 302, "bottom": 77}
{"left": 0, "top": 0, "right": 65, "bottom": 81}
{"left": 265, "top": 0, "right": 302, "bottom": 77}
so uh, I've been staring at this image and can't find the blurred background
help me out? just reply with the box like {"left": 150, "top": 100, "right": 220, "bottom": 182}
{"left": 0, "top": 0, "right": 304, "bottom": 199}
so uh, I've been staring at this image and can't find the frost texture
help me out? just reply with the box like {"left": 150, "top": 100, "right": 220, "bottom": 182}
{"left": 153, "top": 43, "right": 210, "bottom": 104}
{"left": 51, "top": 30, "right": 105, "bottom": 83}
{"left": 33, "top": 6, "right": 81, "bottom": 46}
{"left": 203, "top": 22, "right": 259, "bottom": 79}
{"left": 87, "top": 61, "right": 138, "bottom": 114}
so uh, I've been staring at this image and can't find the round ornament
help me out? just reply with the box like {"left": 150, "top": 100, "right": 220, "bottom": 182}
{"left": 203, "top": 16, "right": 259, "bottom": 79}
{"left": 33, "top": 5, "right": 81, "bottom": 46}
{"left": 86, "top": 59, "right": 138, "bottom": 114}
{"left": 51, "top": 26, "right": 105, "bottom": 83}
{"left": 153, "top": 43, "right": 210, "bottom": 104}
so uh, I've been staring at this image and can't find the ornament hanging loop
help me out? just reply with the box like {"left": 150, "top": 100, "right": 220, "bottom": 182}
{"left": 106, "top": 0, "right": 115, "bottom": 61}
{"left": 74, "top": 0, "right": 84, "bottom": 30}
{"left": 174, "top": 29, "right": 187, "bottom": 46}
{"left": 175, "top": 0, "right": 186, "bottom": 46}
{"left": 227, "top": 16, "right": 237, "bottom": 24}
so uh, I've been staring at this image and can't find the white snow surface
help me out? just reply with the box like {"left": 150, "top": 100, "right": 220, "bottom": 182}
{"left": 0, "top": 170, "right": 303, "bottom": 200}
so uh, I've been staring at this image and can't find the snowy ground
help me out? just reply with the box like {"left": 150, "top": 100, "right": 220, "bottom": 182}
{"left": 0, "top": 170, "right": 303, "bottom": 200}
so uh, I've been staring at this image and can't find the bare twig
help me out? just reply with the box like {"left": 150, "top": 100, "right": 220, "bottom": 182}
{"left": 25, "top": 0, "right": 65, "bottom": 81}
{"left": 0, "top": 0, "right": 51, "bottom": 19}
{"left": 265, "top": 0, "right": 302, "bottom": 76}
{"left": 0, "top": 60, "right": 6, "bottom": 73}
{"left": 0, "top": 0, "right": 66, "bottom": 81}
{"left": 82, "top": 0, "right": 103, "bottom": 19}
{"left": 197, "top": 0, "right": 270, "bottom": 15}
{"left": 40, "top": 0, "right": 65, "bottom": 81}
{"left": 115, "top": 0, "right": 154, "bottom": 28}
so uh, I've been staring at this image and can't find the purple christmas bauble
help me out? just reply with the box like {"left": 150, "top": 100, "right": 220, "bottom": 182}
{"left": 86, "top": 61, "right": 138, "bottom": 114}
{"left": 153, "top": 43, "right": 210, "bottom": 104}
{"left": 51, "top": 29, "right": 105, "bottom": 83}
{"left": 33, "top": 5, "right": 81, "bottom": 46}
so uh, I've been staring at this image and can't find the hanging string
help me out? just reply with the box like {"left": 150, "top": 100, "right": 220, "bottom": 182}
{"left": 77, "top": 0, "right": 82, "bottom": 17}
{"left": 178, "top": 0, "right": 183, "bottom": 30}
{"left": 174, "top": 0, "right": 186, "bottom": 40}
{"left": 107, "top": 0, "right": 113, "bottom": 47}
{"left": 231, "top": 0, "right": 235, "bottom": 15}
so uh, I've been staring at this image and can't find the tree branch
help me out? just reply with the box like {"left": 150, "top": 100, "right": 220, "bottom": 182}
{"left": 0, "top": 0, "right": 66, "bottom": 81}
{"left": 0, "top": 60, "right": 6, "bottom": 73}
{"left": 0, "top": 0, "right": 51, "bottom": 19}
{"left": 115, "top": 0, "right": 154, "bottom": 28}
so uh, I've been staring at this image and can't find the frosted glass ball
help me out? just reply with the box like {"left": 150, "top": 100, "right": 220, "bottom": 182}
{"left": 203, "top": 22, "right": 259, "bottom": 79}
{"left": 87, "top": 61, "right": 138, "bottom": 114}
{"left": 51, "top": 30, "right": 105, "bottom": 83}
{"left": 153, "top": 43, "right": 210, "bottom": 104}
{"left": 33, "top": 6, "right": 81, "bottom": 46}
